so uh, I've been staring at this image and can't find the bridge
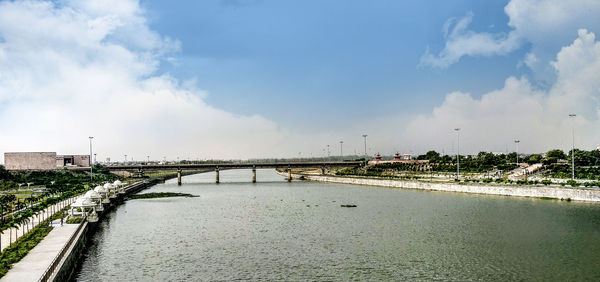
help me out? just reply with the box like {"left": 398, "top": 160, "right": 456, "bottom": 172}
{"left": 106, "top": 161, "right": 362, "bottom": 185}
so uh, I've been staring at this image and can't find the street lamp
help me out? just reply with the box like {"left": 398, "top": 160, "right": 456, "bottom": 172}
{"left": 93, "top": 153, "right": 97, "bottom": 165}
{"left": 454, "top": 128, "right": 460, "bottom": 179}
{"left": 147, "top": 155, "right": 150, "bottom": 163}
{"left": 89, "top": 136, "right": 93, "bottom": 181}
{"left": 514, "top": 140, "right": 520, "bottom": 165}
{"left": 124, "top": 154, "right": 127, "bottom": 163}
{"left": 569, "top": 113, "right": 576, "bottom": 180}
{"left": 362, "top": 134, "right": 368, "bottom": 158}
{"left": 339, "top": 141, "right": 343, "bottom": 159}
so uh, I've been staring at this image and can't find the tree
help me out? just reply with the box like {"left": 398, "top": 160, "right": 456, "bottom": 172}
{"left": 424, "top": 151, "right": 441, "bottom": 162}
{"left": 0, "top": 165, "right": 10, "bottom": 180}
{"left": 547, "top": 149, "right": 566, "bottom": 159}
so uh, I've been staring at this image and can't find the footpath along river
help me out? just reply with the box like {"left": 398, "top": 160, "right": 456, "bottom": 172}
{"left": 75, "top": 169, "right": 600, "bottom": 281}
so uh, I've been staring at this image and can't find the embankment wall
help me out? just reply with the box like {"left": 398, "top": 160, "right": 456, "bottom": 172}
{"left": 298, "top": 174, "right": 600, "bottom": 202}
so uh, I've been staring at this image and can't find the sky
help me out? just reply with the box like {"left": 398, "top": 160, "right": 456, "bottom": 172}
{"left": 1, "top": 0, "right": 600, "bottom": 162}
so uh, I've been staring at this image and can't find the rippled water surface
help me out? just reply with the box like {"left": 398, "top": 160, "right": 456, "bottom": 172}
{"left": 75, "top": 169, "right": 600, "bottom": 281}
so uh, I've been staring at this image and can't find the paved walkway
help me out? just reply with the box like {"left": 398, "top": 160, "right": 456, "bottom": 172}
{"left": 0, "top": 222, "right": 79, "bottom": 282}
{"left": 0, "top": 197, "right": 76, "bottom": 253}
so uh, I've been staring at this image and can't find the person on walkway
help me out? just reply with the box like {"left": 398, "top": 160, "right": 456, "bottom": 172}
{"left": 60, "top": 216, "right": 63, "bottom": 226}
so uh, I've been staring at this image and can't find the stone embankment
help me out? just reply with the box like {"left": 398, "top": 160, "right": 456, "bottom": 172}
{"left": 295, "top": 174, "right": 600, "bottom": 202}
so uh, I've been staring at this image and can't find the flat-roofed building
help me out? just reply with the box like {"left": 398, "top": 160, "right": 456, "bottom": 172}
{"left": 4, "top": 152, "right": 90, "bottom": 170}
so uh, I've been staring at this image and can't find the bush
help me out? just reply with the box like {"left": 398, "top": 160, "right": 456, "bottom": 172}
{"left": 566, "top": 180, "right": 579, "bottom": 187}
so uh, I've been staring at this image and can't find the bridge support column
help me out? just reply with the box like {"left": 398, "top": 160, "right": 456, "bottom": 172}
{"left": 252, "top": 166, "right": 256, "bottom": 183}
{"left": 321, "top": 167, "right": 326, "bottom": 175}
{"left": 216, "top": 167, "right": 220, "bottom": 184}
{"left": 177, "top": 169, "right": 182, "bottom": 185}
{"left": 287, "top": 166, "right": 292, "bottom": 182}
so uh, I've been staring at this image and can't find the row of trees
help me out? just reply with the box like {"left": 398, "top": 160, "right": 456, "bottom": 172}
{"left": 413, "top": 149, "right": 600, "bottom": 171}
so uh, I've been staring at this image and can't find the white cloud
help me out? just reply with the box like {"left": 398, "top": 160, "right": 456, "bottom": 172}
{"left": 406, "top": 29, "right": 600, "bottom": 154}
{"left": 420, "top": 12, "right": 521, "bottom": 69}
{"left": 0, "top": 0, "right": 295, "bottom": 162}
{"left": 420, "top": 0, "right": 600, "bottom": 70}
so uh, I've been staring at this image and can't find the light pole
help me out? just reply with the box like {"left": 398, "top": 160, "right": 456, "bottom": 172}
{"left": 454, "top": 128, "right": 460, "bottom": 179}
{"left": 362, "top": 134, "right": 368, "bottom": 158}
{"left": 514, "top": 140, "right": 520, "bottom": 165}
{"left": 147, "top": 155, "right": 150, "bottom": 163}
{"left": 124, "top": 154, "right": 127, "bottom": 163}
{"left": 88, "top": 136, "right": 93, "bottom": 181}
{"left": 326, "top": 145, "right": 330, "bottom": 160}
{"left": 93, "top": 153, "right": 97, "bottom": 165}
{"left": 569, "top": 113, "right": 576, "bottom": 180}
{"left": 339, "top": 141, "right": 343, "bottom": 159}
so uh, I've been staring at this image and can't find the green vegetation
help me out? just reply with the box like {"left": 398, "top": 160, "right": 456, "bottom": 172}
{"left": 336, "top": 149, "right": 600, "bottom": 183}
{"left": 128, "top": 192, "right": 197, "bottom": 200}
{"left": 0, "top": 219, "right": 54, "bottom": 277}
{"left": 65, "top": 217, "right": 84, "bottom": 224}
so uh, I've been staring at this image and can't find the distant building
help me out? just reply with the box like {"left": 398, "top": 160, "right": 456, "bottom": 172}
{"left": 4, "top": 152, "right": 90, "bottom": 170}
{"left": 368, "top": 152, "right": 428, "bottom": 165}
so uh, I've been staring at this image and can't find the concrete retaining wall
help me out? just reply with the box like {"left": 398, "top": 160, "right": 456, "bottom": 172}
{"left": 299, "top": 174, "right": 600, "bottom": 202}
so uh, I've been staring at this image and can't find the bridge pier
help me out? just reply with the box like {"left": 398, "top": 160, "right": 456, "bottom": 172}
{"left": 287, "top": 166, "right": 292, "bottom": 182}
{"left": 216, "top": 167, "right": 220, "bottom": 184}
{"left": 321, "top": 167, "right": 326, "bottom": 175}
{"left": 252, "top": 166, "right": 256, "bottom": 183}
{"left": 177, "top": 169, "right": 182, "bottom": 185}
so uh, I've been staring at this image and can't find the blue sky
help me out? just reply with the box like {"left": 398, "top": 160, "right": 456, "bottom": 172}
{"left": 1, "top": 0, "right": 600, "bottom": 161}
{"left": 142, "top": 0, "right": 525, "bottom": 127}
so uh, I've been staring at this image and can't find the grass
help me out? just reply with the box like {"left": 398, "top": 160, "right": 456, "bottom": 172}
{"left": 128, "top": 192, "right": 197, "bottom": 200}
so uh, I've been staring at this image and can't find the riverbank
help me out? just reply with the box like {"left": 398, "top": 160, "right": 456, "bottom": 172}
{"left": 293, "top": 173, "right": 600, "bottom": 202}
{"left": 0, "top": 177, "right": 166, "bottom": 281}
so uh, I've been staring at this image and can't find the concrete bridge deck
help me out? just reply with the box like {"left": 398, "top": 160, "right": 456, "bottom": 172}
{"left": 107, "top": 161, "right": 362, "bottom": 185}
{"left": 106, "top": 161, "right": 361, "bottom": 170}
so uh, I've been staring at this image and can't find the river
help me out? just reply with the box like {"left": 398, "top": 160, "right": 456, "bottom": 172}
{"left": 75, "top": 169, "right": 600, "bottom": 281}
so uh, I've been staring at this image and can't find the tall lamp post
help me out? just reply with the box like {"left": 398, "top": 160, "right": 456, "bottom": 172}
{"left": 339, "top": 141, "right": 343, "bottom": 159}
{"left": 569, "top": 113, "right": 576, "bottom": 180}
{"left": 88, "top": 136, "right": 94, "bottom": 181}
{"left": 514, "top": 140, "right": 520, "bottom": 165}
{"left": 124, "top": 154, "right": 127, "bottom": 163}
{"left": 362, "top": 134, "right": 368, "bottom": 158}
{"left": 454, "top": 128, "right": 460, "bottom": 179}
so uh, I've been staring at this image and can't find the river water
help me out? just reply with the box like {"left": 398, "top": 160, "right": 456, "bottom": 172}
{"left": 75, "top": 169, "right": 600, "bottom": 281}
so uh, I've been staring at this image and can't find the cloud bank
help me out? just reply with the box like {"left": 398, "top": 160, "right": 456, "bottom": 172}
{"left": 406, "top": 29, "right": 600, "bottom": 154}
{"left": 0, "top": 0, "right": 290, "bottom": 162}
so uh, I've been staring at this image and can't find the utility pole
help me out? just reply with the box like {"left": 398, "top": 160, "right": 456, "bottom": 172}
{"left": 339, "top": 140, "right": 343, "bottom": 159}
{"left": 454, "top": 128, "right": 460, "bottom": 179}
{"left": 569, "top": 114, "right": 576, "bottom": 180}
{"left": 89, "top": 136, "right": 94, "bottom": 181}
